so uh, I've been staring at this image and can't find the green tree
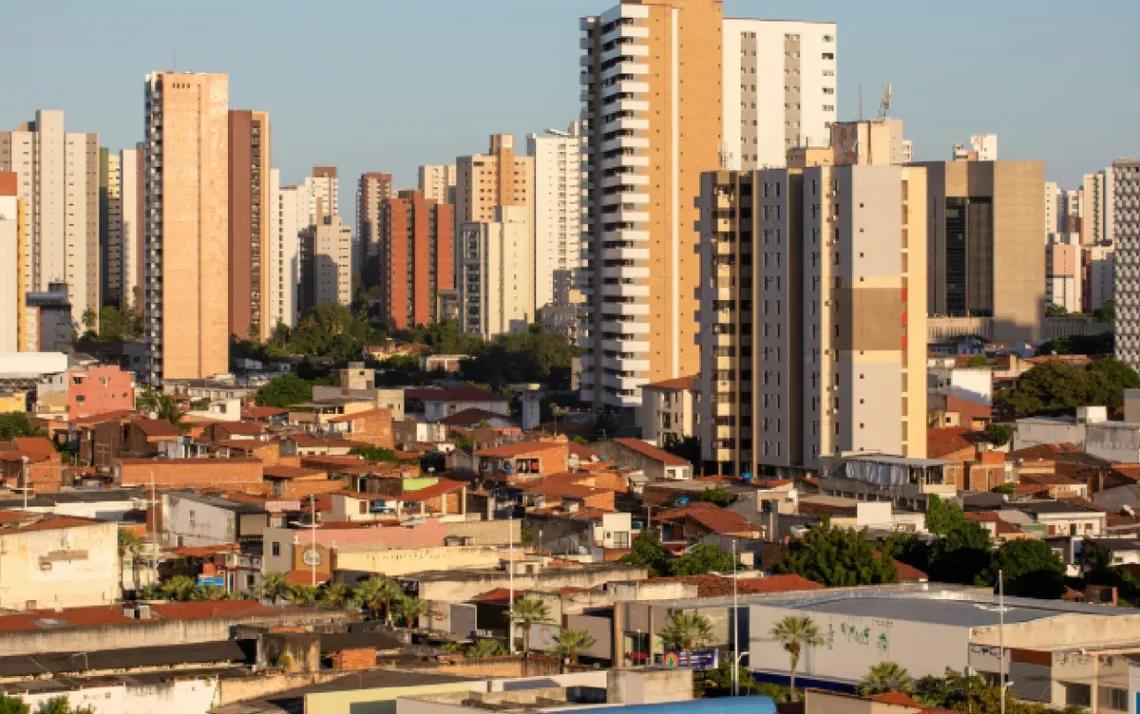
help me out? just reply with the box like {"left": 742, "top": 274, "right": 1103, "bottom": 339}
{"left": 287, "top": 583, "right": 321, "bottom": 606}
{"left": 689, "top": 487, "right": 735, "bottom": 507}
{"left": 465, "top": 639, "right": 508, "bottom": 658}
{"left": 393, "top": 596, "right": 426, "bottom": 630}
{"left": 620, "top": 530, "right": 670, "bottom": 578}
{"left": 663, "top": 435, "right": 701, "bottom": 465}
{"left": 1046, "top": 303, "right": 1070, "bottom": 318}
{"left": 774, "top": 521, "right": 899, "bottom": 587}
{"left": 1088, "top": 358, "right": 1140, "bottom": 409}
{"left": 349, "top": 445, "right": 400, "bottom": 463}
{"left": 553, "top": 628, "right": 597, "bottom": 666}
{"left": 770, "top": 615, "right": 824, "bottom": 701}
{"left": 0, "top": 413, "right": 45, "bottom": 441}
{"left": 671, "top": 544, "right": 736, "bottom": 577}
{"left": 994, "top": 539, "right": 1065, "bottom": 599}
{"left": 991, "top": 482, "right": 1016, "bottom": 496}
{"left": 353, "top": 577, "right": 405, "bottom": 624}
{"left": 193, "top": 583, "right": 229, "bottom": 601}
{"left": 915, "top": 667, "right": 988, "bottom": 711}
{"left": 1094, "top": 298, "right": 1116, "bottom": 324}
{"left": 255, "top": 374, "right": 313, "bottom": 408}
{"left": 0, "top": 693, "right": 30, "bottom": 714}
{"left": 993, "top": 360, "right": 1129, "bottom": 417}
{"left": 966, "top": 355, "right": 989, "bottom": 368}
{"left": 258, "top": 572, "right": 292, "bottom": 603}
{"left": 859, "top": 662, "right": 916, "bottom": 696}
{"left": 160, "top": 575, "right": 199, "bottom": 601}
{"left": 985, "top": 423, "right": 1015, "bottom": 447}
{"left": 320, "top": 582, "right": 352, "bottom": 609}
{"left": 511, "top": 598, "right": 552, "bottom": 657}
{"left": 927, "top": 516, "right": 994, "bottom": 586}
{"left": 925, "top": 495, "right": 966, "bottom": 536}
{"left": 660, "top": 611, "right": 714, "bottom": 662}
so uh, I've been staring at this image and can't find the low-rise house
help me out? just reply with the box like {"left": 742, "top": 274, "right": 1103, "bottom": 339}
{"left": 409, "top": 386, "right": 509, "bottom": 422}
{"left": 204, "top": 421, "right": 268, "bottom": 442}
{"left": 656, "top": 501, "right": 763, "bottom": 540}
{"left": 591, "top": 438, "right": 692, "bottom": 481}
{"left": 324, "top": 408, "right": 395, "bottom": 448}
{"left": 281, "top": 434, "right": 361, "bottom": 457}
{"left": 115, "top": 457, "right": 264, "bottom": 491}
{"left": 1004, "top": 500, "right": 1107, "bottom": 538}
{"left": 819, "top": 454, "right": 959, "bottom": 511}
{"left": 638, "top": 374, "right": 699, "bottom": 445}
{"left": 0, "top": 436, "right": 63, "bottom": 493}
{"left": 123, "top": 418, "right": 182, "bottom": 457}
{"left": 469, "top": 438, "right": 570, "bottom": 480}
{"left": 287, "top": 398, "right": 374, "bottom": 429}
{"left": 0, "top": 511, "right": 119, "bottom": 610}
{"left": 241, "top": 405, "right": 289, "bottom": 423}
{"left": 35, "top": 364, "right": 135, "bottom": 420}
{"left": 161, "top": 491, "right": 269, "bottom": 548}
{"left": 162, "top": 378, "right": 255, "bottom": 402}
{"left": 438, "top": 408, "right": 517, "bottom": 430}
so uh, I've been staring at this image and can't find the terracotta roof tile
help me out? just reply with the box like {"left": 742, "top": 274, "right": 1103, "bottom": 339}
{"left": 476, "top": 440, "right": 566, "bottom": 458}
{"left": 401, "top": 479, "right": 466, "bottom": 502}
{"left": 657, "top": 502, "right": 761, "bottom": 537}
{"left": 870, "top": 692, "right": 924, "bottom": 707}
{"left": 651, "top": 574, "right": 824, "bottom": 598}
{"left": 611, "top": 438, "right": 690, "bottom": 467}
{"left": 131, "top": 419, "right": 181, "bottom": 438}
{"left": 326, "top": 408, "right": 393, "bottom": 424}
{"left": 644, "top": 374, "right": 699, "bottom": 391}
{"left": 438, "top": 408, "right": 514, "bottom": 427}
{"left": 241, "top": 406, "right": 288, "bottom": 419}
{"left": 11, "top": 437, "right": 58, "bottom": 459}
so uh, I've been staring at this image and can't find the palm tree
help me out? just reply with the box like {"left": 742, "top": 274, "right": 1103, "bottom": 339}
{"left": 353, "top": 577, "right": 404, "bottom": 624}
{"left": 392, "top": 596, "right": 426, "bottom": 630}
{"left": 0, "top": 692, "right": 29, "bottom": 714}
{"left": 160, "top": 575, "right": 198, "bottom": 602}
{"left": 192, "top": 584, "right": 228, "bottom": 601}
{"left": 466, "top": 639, "right": 507, "bottom": 658}
{"left": 770, "top": 615, "right": 824, "bottom": 701}
{"left": 258, "top": 572, "right": 292, "bottom": 604}
{"left": 859, "top": 662, "right": 916, "bottom": 696}
{"left": 660, "top": 611, "right": 713, "bottom": 664}
{"left": 553, "top": 628, "right": 596, "bottom": 669}
{"left": 287, "top": 584, "right": 320, "bottom": 606}
{"left": 510, "top": 598, "right": 551, "bottom": 657}
{"left": 320, "top": 582, "right": 351, "bottom": 609}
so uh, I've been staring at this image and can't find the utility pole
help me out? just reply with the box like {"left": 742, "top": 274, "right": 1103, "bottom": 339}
{"left": 508, "top": 508, "right": 515, "bottom": 654}
{"left": 290, "top": 494, "right": 322, "bottom": 587}
{"left": 732, "top": 539, "right": 739, "bottom": 696}
{"left": 17, "top": 456, "right": 30, "bottom": 510}
{"left": 999, "top": 570, "right": 1006, "bottom": 714}
{"left": 146, "top": 472, "right": 160, "bottom": 585}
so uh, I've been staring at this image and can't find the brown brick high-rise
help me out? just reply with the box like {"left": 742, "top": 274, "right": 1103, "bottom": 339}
{"left": 228, "top": 110, "right": 271, "bottom": 341}
{"left": 378, "top": 190, "right": 453, "bottom": 330}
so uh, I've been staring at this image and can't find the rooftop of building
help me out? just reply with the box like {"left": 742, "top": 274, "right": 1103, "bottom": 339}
{"left": 407, "top": 386, "right": 507, "bottom": 403}
{"left": 438, "top": 408, "right": 517, "bottom": 427}
{"left": 1006, "top": 500, "right": 1103, "bottom": 515}
{"left": 608, "top": 438, "right": 690, "bottom": 467}
{"left": 0, "top": 600, "right": 281, "bottom": 633}
{"left": 643, "top": 374, "right": 699, "bottom": 392}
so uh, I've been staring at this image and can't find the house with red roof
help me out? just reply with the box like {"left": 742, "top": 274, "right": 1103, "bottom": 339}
{"left": 655, "top": 501, "right": 763, "bottom": 540}
{"left": 591, "top": 437, "right": 692, "bottom": 481}
{"left": 469, "top": 437, "right": 570, "bottom": 480}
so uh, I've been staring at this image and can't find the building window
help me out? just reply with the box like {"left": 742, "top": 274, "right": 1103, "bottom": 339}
{"left": 271, "top": 542, "right": 281, "bottom": 557}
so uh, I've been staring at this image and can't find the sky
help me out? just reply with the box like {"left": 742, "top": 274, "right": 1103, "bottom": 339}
{"left": 2, "top": 0, "right": 1138, "bottom": 204}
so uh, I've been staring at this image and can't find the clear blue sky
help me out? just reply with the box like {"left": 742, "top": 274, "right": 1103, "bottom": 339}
{"left": 2, "top": 0, "right": 1137, "bottom": 199}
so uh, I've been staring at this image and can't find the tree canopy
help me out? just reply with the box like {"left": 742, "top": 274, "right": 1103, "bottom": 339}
{"left": 984, "top": 423, "right": 1014, "bottom": 447}
{"left": 994, "top": 539, "right": 1066, "bottom": 599}
{"left": 0, "top": 413, "right": 45, "bottom": 441}
{"left": 620, "top": 530, "right": 670, "bottom": 578}
{"left": 671, "top": 544, "right": 736, "bottom": 576}
{"left": 994, "top": 358, "right": 1140, "bottom": 417}
{"left": 774, "top": 521, "right": 899, "bottom": 587}
{"left": 255, "top": 374, "right": 313, "bottom": 408}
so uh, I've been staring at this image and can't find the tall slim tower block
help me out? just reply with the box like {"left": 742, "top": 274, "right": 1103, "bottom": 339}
{"left": 143, "top": 71, "right": 230, "bottom": 384}
{"left": 358, "top": 172, "right": 393, "bottom": 267}
{"left": 228, "top": 109, "right": 272, "bottom": 341}
{"left": 528, "top": 123, "right": 582, "bottom": 309}
{"left": 579, "top": 0, "right": 724, "bottom": 412}
{"left": 379, "top": 190, "right": 454, "bottom": 330}
{"left": 1114, "top": 158, "right": 1140, "bottom": 370}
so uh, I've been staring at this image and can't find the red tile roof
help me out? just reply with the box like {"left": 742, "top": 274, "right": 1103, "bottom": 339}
{"left": 170, "top": 543, "right": 239, "bottom": 558}
{"left": 11, "top": 437, "right": 58, "bottom": 459}
{"left": 657, "top": 502, "right": 761, "bottom": 537}
{"left": 611, "top": 438, "right": 690, "bottom": 467}
{"left": 217, "top": 422, "right": 268, "bottom": 436}
{"left": 926, "top": 428, "right": 981, "bottom": 460}
{"left": 147, "top": 600, "right": 277, "bottom": 620}
{"left": 131, "top": 419, "right": 181, "bottom": 438}
{"left": 71, "top": 409, "right": 136, "bottom": 427}
{"left": 651, "top": 574, "right": 824, "bottom": 598}
{"left": 438, "top": 408, "right": 514, "bottom": 427}
{"left": 644, "top": 374, "right": 699, "bottom": 391}
{"left": 242, "top": 406, "right": 288, "bottom": 419}
{"left": 263, "top": 465, "right": 326, "bottom": 480}
{"left": 870, "top": 692, "right": 924, "bottom": 707}
{"left": 471, "top": 588, "right": 524, "bottom": 604}
{"left": 326, "top": 408, "right": 393, "bottom": 424}
{"left": 567, "top": 442, "right": 599, "bottom": 461}
{"left": 286, "top": 569, "right": 331, "bottom": 586}
{"left": 401, "top": 479, "right": 466, "bottom": 502}
{"left": 0, "top": 600, "right": 277, "bottom": 632}
{"left": 0, "top": 512, "right": 105, "bottom": 534}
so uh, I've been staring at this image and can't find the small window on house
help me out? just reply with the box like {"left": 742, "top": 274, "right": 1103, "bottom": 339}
{"left": 271, "top": 542, "right": 281, "bottom": 556}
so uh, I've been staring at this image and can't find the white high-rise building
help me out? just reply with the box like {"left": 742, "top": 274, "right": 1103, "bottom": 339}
{"left": 1083, "top": 170, "right": 1114, "bottom": 246}
{"left": 1045, "top": 181, "right": 1059, "bottom": 241}
{"left": 458, "top": 206, "right": 535, "bottom": 340}
{"left": 268, "top": 169, "right": 303, "bottom": 329}
{"left": 528, "top": 123, "right": 582, "bottom": 309}
{"left": 953, "top": 134, "right": 998, "bottom": 161}
{"left": 722, "top": 18, "right": 838, "bottom": 170}
{"left": 418, "top": 164, "right": 457, "bottom": 204}
{"left": 303, "top": 167, "right": 339, "bottom": 224}
{"left": 0, "top": 110, "right": 99, "bottom": 328}
{"left": 0, "top": 183, "right": 19, "bottom": 353}
{"left": 1115, "top": 158, "right": 1140, "bottom": 370}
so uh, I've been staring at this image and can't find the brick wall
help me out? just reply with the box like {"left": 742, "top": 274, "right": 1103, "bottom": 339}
{"left": 348, "top": 411, "right": 395, "bottom": 449}
{"left": 278, "top": 479, "right": 345, "bottom": 500}
{"left": 330, "top": 647, "right": 376, "bottom": 670}
{"left": 118, "top": 459, "right": 263, "bottom": 490}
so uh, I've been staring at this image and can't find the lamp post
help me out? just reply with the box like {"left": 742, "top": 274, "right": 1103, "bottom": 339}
{"left": 732, "top": 539, "right": 739, "bottom": 696}
{"left": 999, "top": 570, "right": 1006, "bottom": 714}
{"left": 289, "top": 494, "right": 322, "bottom": 587}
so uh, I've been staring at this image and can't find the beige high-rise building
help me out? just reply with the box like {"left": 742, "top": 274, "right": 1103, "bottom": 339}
{"left": 100, "top": 149, "right": 122, "bottom": 305}
{"left": 830, "top": 118, "right": 910, "bottom": 167}
{"left": 268, "top": 169, "right": 303, "bottom": 330}
{"left": 457, "top": 206, "right": 534, "bottom": 339}
{"left": 455, "top": 135, "right": 533, "bottom": 226}
{"left": 0, "top": 174, "right": 22, "bottom": 352}
{"left": 1082, "top": 170, "right": 1114, "bottom": 246}
{"left": 579, "top": 0, "right": 724, "bottom": 412}
{"left": 228, "top": 109, "right": 272, "bottom": 341}
{"left": 419, "top": 164, "right": 457, "bottom": 204}
{"left": 300, "top": 215, "right": 352, "bottom": 310}
{"left": 120, "top": 147, "right": 142, "bottom": 307}
{"left": 143, "top": 71, "right": 230, "bottom": 384}
{"left": 0, "top": 110, "right": 99, "bottom": 329}
{"left": 697, "top": 164, "right": 928, "bottom": 475}
{"left": 357, "top": 172, "right": 393, "bottom": 266}
{"left": 1044, "top": 181, "right": 1059, "bottom": 241}
{"left": 306, "top": 167, "right": 339, "bottom": 224}
{"left": 919, "top": 160, "right": 1046, "bottom": 344}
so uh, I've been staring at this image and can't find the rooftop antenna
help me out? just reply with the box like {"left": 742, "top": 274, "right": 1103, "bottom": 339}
{"left": 858, "top": 84, "right": 863, "bottom": 122}
{"left": 172, "top": 47, "right": 176, "bottom": 72}
{"left": 879, "top": 83, "right": 893, "bottom": 121}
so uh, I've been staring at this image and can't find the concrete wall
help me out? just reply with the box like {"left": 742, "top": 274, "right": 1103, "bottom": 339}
{"left": 412, "top": 564, "right": 646, "bottom": 604}
{"left": 163, "top": 493, "right": 236, "bottom": 547}
{"left": 314, "top": 681, "right": 478, "bottom": 714}
{"left": 748, "top": 604, "right": 970, "bottom": 683}
{"left": 15, "top": 676, "right": 219, "bottom": 714}
{"left": 337, "top": 546, "right": 507, "bottom": 579}
{"left": 608, "top": 668, "right": 694, "bottom": 705}
{"left": 972, "top": 613, "right": 1140, "bottom": 650}
{"left": 1086, "top": 424, "right": 1140, "bottom": 464}
{"left": 0, "top": 520, "right": 119, "bottom": 610}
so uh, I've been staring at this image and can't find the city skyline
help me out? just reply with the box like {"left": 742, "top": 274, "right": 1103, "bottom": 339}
{"left": 1, "top": 0, "right": 1136, "bottom": 200}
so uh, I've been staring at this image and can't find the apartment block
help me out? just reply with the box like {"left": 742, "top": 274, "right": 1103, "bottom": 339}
{"left": 1045, "top": 181, "right": 1059, "bottom": 241}
{"left": 697, "top": 164, "right": 928, "bottom": 475}
{"left": 1114, "top": 158, "right": 1140, "bottom": 369}
{"left": 120, "top": 147, "right": 142, "bottom": 308}
{"left": 1083, "top": 245, "right": 1114, "bottom": 314}
{"left": 143, "top": 71, "right": 230, "bottom": 384}
{"left": 528, "top": 123, "right": 582, "bottom": 309}
{"left": 357, "top": 172, "right": 393, "bottom": 265}
{"left": 723, "top": 18, "right": 837, "bottom": 170}
{"left": 579, "top": 0, "right": 724, "bottom": 411}
{"left": 308, "top": 167, "right": 339, "bottom": 223}
{"left": 301, "top": 216, "right": 352, "bottom": 311}
{"left": 830, "top": 118, "right": 910, "bottom": 167}
{"left": 268, "top": 169, "right": 302, "bottom": 329}
{"left": 0, "top": 173, "right": 22, "bottom": 352}
{"left": 458, "top": 205, "right": 534, "bottom": 339}
{"left": 0, "top": 110, "right": 99, "bottom": 328}
{"left": 1060, "top": 188, "right": 1082, "bottom": 235}
{"left": 1082, "top": 170, "right": 1114, "bottom": 246}
{"left": 919, "top": 160, "right": 1046, "bottom": 344}
{"left": 456, "top": 134, "right": 533, "bottom": 226}
{"left": 99, "top": 149, "right": 122, "bottom": 305}
{"left": 1046, "top": 241, "right": 1082, "bottom": 314}
{"left": 378, "top": 190, "right": 454, "bottom": 330}
{"left": 228, "top": 110, "right": 272, "bottom": 341}
{"left": 419, "top": 164, "right": 457, "bottom": 204}
{"left": 953, "top": 134, "right": 998, "bottom": 161}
